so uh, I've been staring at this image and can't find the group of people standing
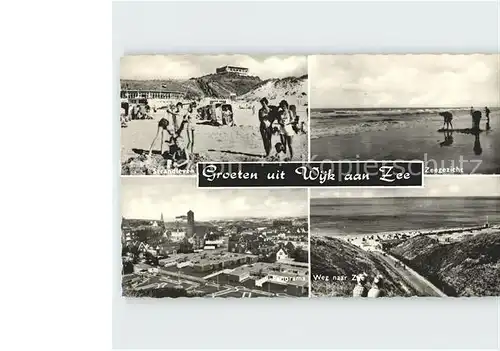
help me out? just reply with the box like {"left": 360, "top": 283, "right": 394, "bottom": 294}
{"left": 120, "top": 101, "right": 155, "bottom": 128}
{"left": 198, "top": 104, "right": 235, "bottom": 126}
{"left": 439, "top": 106, "right": 491, "bottom": 131}
{"left": 147, "top": 102, "right": 198, "bottom": 170}
{"left": 352, "top": 273, "right": 385, "bottom": 298}
{"left": 257, "top": 97, "right": 307, "bottom": 161}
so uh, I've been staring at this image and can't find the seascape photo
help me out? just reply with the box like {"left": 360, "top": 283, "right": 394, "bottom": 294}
{"left": 120, "top": 54, "right": 309, "bottom": 175}
{"left": 309, "top": 54, "right": 500, "bottom": 174}
{"left": 121, "top": 177, "right": 309, "bottom": 298}
{"left": 310, "top": 176, "right": 500, "bottom": 297}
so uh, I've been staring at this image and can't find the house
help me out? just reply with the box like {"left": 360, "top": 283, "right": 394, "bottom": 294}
{"left": 286, "top": 278, "right": 308, "bottom": 297}
{"left": 215, "top": 65, "right": 249, "bottom": 76}
{"left": 120, "top": 89, "right": 185, "bottom": 100}
{"left": 276, "top": 248, "right": 288, "bottom": 262}
{"left": 133, "top": 263, "right": 152, "bottom": 274}
{"left": 226, "top": 267, "right": 250, "bottom": 283}
{"left": 170, "top": 230, "right": 186, "bottom": 242}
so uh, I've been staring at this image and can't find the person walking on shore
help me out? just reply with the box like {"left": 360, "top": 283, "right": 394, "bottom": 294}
{"left": 485, "top": 106, "right": 491, "bottom": 129}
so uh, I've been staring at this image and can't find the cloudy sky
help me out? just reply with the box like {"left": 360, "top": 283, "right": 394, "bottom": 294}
{"left": 121, "top": 54, "right": 307, "bottom": 80}
{"left": 310, "top": 54, "right": 500, "bottom": 108}
{"left": 122, "top": 177, "right": 307, "bottom": 220}
{"left": 311, "top": 176, "right": 500, "bottom": 198}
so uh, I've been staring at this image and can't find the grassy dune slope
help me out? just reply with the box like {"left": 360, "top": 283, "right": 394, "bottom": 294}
{"left": 121, "top": 73, "right": 261, "bottom": 99}
{"left": 390, "top": 231, "right": 500, "bottom": 296}
{"left": 311, "top": 236, "right": 417, "bottom": 297}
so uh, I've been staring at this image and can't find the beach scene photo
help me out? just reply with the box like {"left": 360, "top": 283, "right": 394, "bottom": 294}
{"left": 120, "top": 55, "right": 309, "bottom": 175}
{"left": 310, "top": 54, "right": 500, "bottom": 174}
{"left": 310, "top": 176, "right": 500, "bottom": 297}
{"left": 121, "top": 177, "right": 309, "bottom": 298}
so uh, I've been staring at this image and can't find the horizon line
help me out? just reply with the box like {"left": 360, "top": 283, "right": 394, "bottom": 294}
{"left": 311, "top": 106, "right": 500, "bottom": 109}
{"left": 123, "top": 215, "right": 308, "bottom": 222}
{"left": 311, "top": 195, "right": 500, "bottom": 199}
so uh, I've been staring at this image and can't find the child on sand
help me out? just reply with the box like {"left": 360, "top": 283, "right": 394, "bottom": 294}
{"left": 276, "top": 142, "right": 288, "bottom": 162}
{"left": 171, "top": 137, "right": 190, "bottom": 170}
{"left": 148, "top": 118, "right": 181, "bottom": 155}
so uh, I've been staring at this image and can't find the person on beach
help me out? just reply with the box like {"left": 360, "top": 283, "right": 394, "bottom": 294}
{"left": 438, "top": 111, "right": 453, "bottom": 130}
{"left": 289, "top": 105, "right": 300, "bottom": 134}
{"left": 214, "top": 104, "right": 223, "bottom": 126}
{"left": 120, "top": 108, "right": 128, "bottom": 128}
{"left": 222, "top": 106, "right": 234, "bottom": 126}
{"left": 252, "top": 104, "right": 256, "bottom": 116}
{"left": 484, "top": 106, "right": 491, "bottom": 129}
{"left": 472, "top": 110, "right": 482, "bottom": 130}
{"left": 131, "top": 104, "right": 139, "bottom": 120}
{"left": 367, "top": 275, "right": 385, "bottom": 298}
{"left": 148, "top": 117, "right": 184, "bottom": 155}
{"left": 270, "top": 142, "right": 288, "bottom": 162}
{"left": 352, "top": 273, "right": 368, "bottom": 297}
{"left": 171, "top": 137, "right": 190, "bottom": 170}
{"left": 166, "top": 102, "right": 183, "bottom": 130}
{"left": 278, "top": 100, "right": 296, "bottom": 159}
{"left": 258, "top": 98, "right": 274, "bottom": 157}
{"left": 183, "top": 105, "right": 196, "bottom": 154}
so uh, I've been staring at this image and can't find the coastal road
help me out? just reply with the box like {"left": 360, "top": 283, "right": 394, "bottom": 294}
{"left": 372, "top": 251, "right": 447, "bottom": 297}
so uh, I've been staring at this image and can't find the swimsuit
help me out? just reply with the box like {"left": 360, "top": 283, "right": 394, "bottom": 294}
{"left": 280, "top": 109, "right": 296, "bottom": 136}
{"left": 185, "top": 112, "right": 196, "bottom": 131}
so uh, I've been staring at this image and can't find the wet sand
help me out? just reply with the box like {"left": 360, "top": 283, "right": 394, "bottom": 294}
{"left": 121, "top": 107, "right": 309, "bottom": 164}
{"left": 311, "top": 111, "right": 500, "bottom": 174}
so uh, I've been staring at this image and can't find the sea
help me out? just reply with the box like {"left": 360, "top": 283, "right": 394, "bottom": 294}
{"left": 310, "top": 107, "right": 498, "bottom": 139}
{"left": 311, "top": 197, "right": 500, "bottom": 236}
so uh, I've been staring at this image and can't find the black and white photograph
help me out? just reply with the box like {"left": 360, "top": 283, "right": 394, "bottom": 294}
{"left": 310, "top": 54, "right": 500, "bottom": 174}
{"left": 310, "top": 176, "right": 500, "bottom": 297}
{"left": 120, "top": 55, "right": 309, "bottom": 175}
{"left": 121, "top": 177, "right": 309, "bottom": 298}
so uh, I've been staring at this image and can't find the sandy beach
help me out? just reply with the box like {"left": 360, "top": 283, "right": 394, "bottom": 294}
{"left": 310, "top": 109, "right": 500, "bottom": 174}
{"left": 319, "top": 224, "right": 500, "bottom": 250}
{"left": 121, "top": 105, "right": 309, "bottom": 166}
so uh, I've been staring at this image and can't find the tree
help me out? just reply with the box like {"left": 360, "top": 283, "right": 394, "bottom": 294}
{"left": 121, "top": 246, "right": 129, "bottom": 257}
{"left": 292, "top": 247, "right": 308, "bottom": 263}
{"left": 178, "top": 238, "right": 193, "bottom": 253}
{"left": 122, "top": 261, "right": 134, "bottom": 275}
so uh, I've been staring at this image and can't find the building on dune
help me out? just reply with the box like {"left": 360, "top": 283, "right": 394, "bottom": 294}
{"left": 120, "top": 90, "right": 185, "bottom": 100}
{"left": 215, "top": 65, "right": 249, "bottom": 76}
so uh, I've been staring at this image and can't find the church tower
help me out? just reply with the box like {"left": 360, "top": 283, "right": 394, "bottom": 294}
{"left": 187, "top": 210, "right": 195, "bottom": 237}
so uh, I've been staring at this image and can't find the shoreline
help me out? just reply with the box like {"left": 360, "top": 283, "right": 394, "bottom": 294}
{"left": 312, "top": 223, "right": 499, "bottom": 239}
